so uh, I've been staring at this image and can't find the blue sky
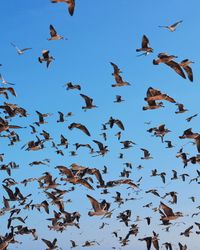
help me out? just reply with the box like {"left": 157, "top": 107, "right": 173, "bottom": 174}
{"left": 1, "top": 0, "right": 200, "bottom": 249}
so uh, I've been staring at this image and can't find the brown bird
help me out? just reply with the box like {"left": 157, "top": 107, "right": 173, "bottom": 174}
{"left": 136, "top": 35, "right": 153, "bottom": 55}
{"left": 107, "top": 116, "right": 125, "bottom": 130}
{"left": 178, "top": 242, "right": 187, "bottom": 250}
{"left": 159, "top": 202, "right": 183, "bottom": 222}
{"left": 42, "top": 238, "right": 58, "bottom": 250}
{"left": 65, "top": 82, "right": 81, "bottom": 90}
{"left": 144, "top": 87, "right": 176, "bottom": 103}
{"left": 86, "top": 194, "right": 111, "bottom": 216}
{"left": 114, "top": 95, "right": 124, "bottom": 103}
{"left": 158, "top": 20, "right": 183, "bottom": 32}
{"left": 38, "top": 50, "right": 54, "bottom": 68}
{"left": 140, "top": 148, "right": 153, "bottom": 160}
{"left": 110, "top": 62, "right": 122, "bottom": 76}
{"left": 111, "top": 74, "right": 130, "bottom": 87}
{"left": 68, "top": 123, "right": 91, "bottom": 136}
{"left": 153, "top": 53, "right": 186, "bottom": 79}
{"left": 179, "top": 128, "right": 200, "bottom": 153}
{"left": 175, "top": 103, "right": 188, "bottom": 114}
{"left": 51, "top": 0, "right": 75, "bottom": 16}
{"left": 80, "top": 94, "right": 97, "bottom": 110}
{"left": 186, "top": 113, "right": 198, "bottom": 122}
{"left": 180, "top": 59, "right": 194, "bottom": 82}
{"left": 48, "top": 24, "right": 64, "bottom": 40}
{"left": 180, "top": 225, "right": 193, "bottom": 237}
{"left": 93, "top": 140, "right": 109, "bottom": 156}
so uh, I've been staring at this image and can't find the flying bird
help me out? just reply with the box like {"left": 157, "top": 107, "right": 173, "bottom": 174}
{"left": 136, "top": 35, "right": 153, "bottom": 55}
{"left": 158, "top": 20, "right": 183, "bottom": 32}
{"left": 38, "top": 50, "right": 54, "bottom": 68}
{"left": 10, "top": 42, "right": 32, "bottom": 55}
{"left": 51, "top": 0, "right": 75, "bottom": 16}
{"left": 48, "top": 24, "right": 64, "bottom": 40}
{"left": 180, "top": 59, "right": 194, "bottom": 82}
{"left": 80, "top": 94, "right": 97, "bottom": 110}
{"left": 153, "top": 53, "right": 186, "bottom": 79}
{"left": 68, "top": 123, "right": 91, "bottom": 136}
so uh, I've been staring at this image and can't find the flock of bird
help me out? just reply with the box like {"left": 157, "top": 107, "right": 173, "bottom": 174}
{"left": 0, "top": 1, "right": 199, "bottom": 250}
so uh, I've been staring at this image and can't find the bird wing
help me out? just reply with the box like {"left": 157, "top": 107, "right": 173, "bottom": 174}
{"left": 115, "top": 119, "right": 125, "bottom": 130}
{"left": 49, "top": 24, "right": 57, "bottom": 37}
{"left": 110, "top": 62, "right": 121, "bottom": 74}
{"left": 77, "top": 179, "right": 94, "bottom": 190}
{"left": 42, "top": 239, "right": 52, "bottom": 248}
{"left": 2, "top": 185, "right": 16, "bottom": 200}
{"left": 182, "top": 65, "right": 193, "bottom": 82}
{"left": 165, "top": 60, "right": 186, "bottom": 79}
{"left": 171, "top": 20, "right": 183, "bottom": 28}
{"left": 56, "top": 166, "right": 74, "bottom": 177}
{"left": 67, "top": 0, "right": 75, "bottom": 16}
{"left": 93, "top": 140, "right": 104, "bottom": 150}
{"left": 160, "top": 202, "right": 174, "bottom": 216}
{"left": 142, "top": 35, "right": 149, "bottom": 48}
{"left": 80, "top": 94, "right": 93, "bottom": 107}
{"left": 87, "top": 194, "right": 101, "bottom": 212}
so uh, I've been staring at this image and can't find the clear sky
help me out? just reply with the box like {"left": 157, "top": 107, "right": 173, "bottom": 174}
{"left": 1, "top": 0, "right": 200, "bottom": 249}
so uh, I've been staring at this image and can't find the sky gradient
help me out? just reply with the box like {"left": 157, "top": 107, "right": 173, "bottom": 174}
{"left": 1, "top": 1, "right": 200, "bottom": 249}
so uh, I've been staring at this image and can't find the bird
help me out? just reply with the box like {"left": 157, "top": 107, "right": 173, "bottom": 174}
{"left": 144, "top": 87, "right": 176, "bottom": 103}
{"left": 175, "top": 103, "right": 188, "bottom": 114}
{"left": 153, "top": 53, "right": 186, "bottom": 79}
{"left": 10, "top": 42, "right": 32, "bottom": 55}
{"left": 48, "top": 24, "right": 64, "bottom": 40}
{"left": 38, "top": 50, "right": 54, "bottom": 68}
{"left": 186, "top": 113, "right": 198, "bottom": 122}
{"left": 140, "top": 148, "right": 153, "bottom": 159}
{"left": 159, "top": 202, "right": 183, "bottom": 222}
{"left": 0, "top": 74, "right": 15, "bottom": 86}
{"left": 86, "top": 194, "right": 111, "bottom": 216}
{"left": 120, "top": 140, "right": 136, "bottom": 149}
{"left": 114, "top": 95, "right": 124, "bottom": 103}
{"left": 68, "top": 123, "right": 91, "bottom": 136}
{"left": 180, "top": 225, "right": 193, "bottom": 237}
{"left": 80, "top": 94, "right": 97, "bottom": 110}
{"left": 107, "top": 116, "right": 125, "bottom": 130}
{"left": 136, "top": 35, "right": 153, "bottom": 55}
{"left": 111, "top": 74, "right": 130, "bottom": 87}
{"left": 158, "top": 20, "right": 183, "bottom": 32}
{"left": 64, "top": 82, "right": 81, "bottom": 90}
{"left": 41, "top": 238, "right": 58, "bottom": 250}
{"left": 51, "top": 0, "right": 75, "bottom": 16}
{"left": 93, "top": 140, "right": 109, "bottom": 156}
{"left": 179, "top": 59, "right": 194, "bottom": 82}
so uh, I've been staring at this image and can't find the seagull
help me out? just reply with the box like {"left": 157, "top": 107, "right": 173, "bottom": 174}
{"left": 64, "top": 82, "right": 81, "bottom": 90}
{"left": 175, "top": 103, "right": 188, "bottom": 114}
{"left": 80, "top": 94, "right": 97, "bottom": 110}
{"left": 186, "top": 113, "right": 198, "bottom": 122}
{"left": 140, "top": 148, "right": 153, "bottom": 160}
{"left": 136, "top": 35, "right": 153, "bottom": 55}
{"left": 68, "top": 122, "right": 91, "bottom": 136}
{"left": 38, "top": 50, "right": 54, "bottom": 68}
{"left": 48, "top": 25, "right": 64, "bottom": 40}
{"left": 86, "top": 194, "right": 111, "bottom": 216}
{"left": 153, "top": 53, "right": 186, "bottom": 79}
{"left": 158, "top": 20, "right": 183, "bottom": 32}
{"left": 180, "top": 59, "right": 194, "bottom": 82}
{"left": 10, "top": 42, "right": 32, "bottom": 55}
{"left": 41, "top": 238, "right": 58, "bottom": 250}
{"left": 0, "top": 74, "right": 15, "bottom": 86}
{"left": 51, "top": 0, "right": 75, "bottom": 16}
